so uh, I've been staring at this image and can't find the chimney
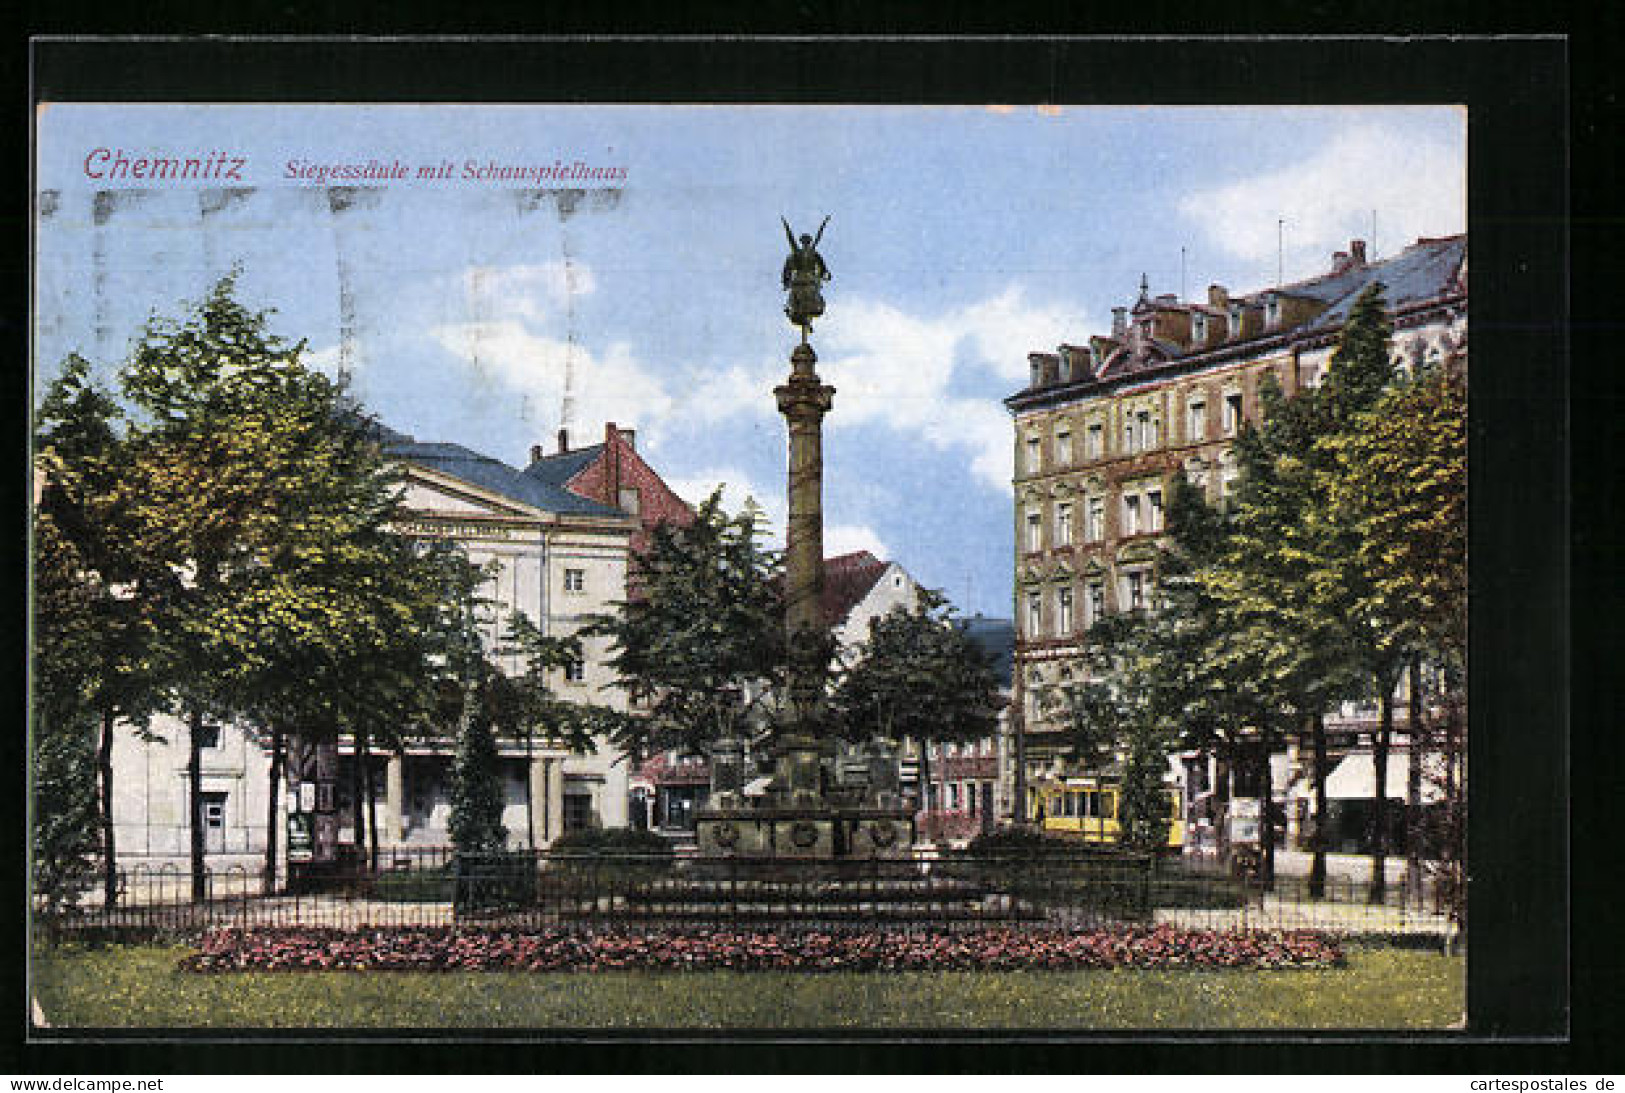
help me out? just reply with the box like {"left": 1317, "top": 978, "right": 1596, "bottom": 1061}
{"left": 530, "top": 444, "right": 544, "bottom": 464}
{"left": 1111, "top": 307, "right": 1127, "bottom": 338}
{"left": 1208, "top": 284, "right": 1229, "bottom": 308}
{"left": 557, "top": 428, "right": 569, "bottom": 453}
{"left": 1350, "top": 239, "right": 1367, "bottom": 265}
{"left": 1332, "top": 249, "right": 1350, "bottom": 273}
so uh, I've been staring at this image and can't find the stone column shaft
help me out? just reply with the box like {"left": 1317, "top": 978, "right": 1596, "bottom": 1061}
{"left": 774, "top": 342, "right": 835, "bottom": 803}
{"left": 384, "top": 754, "right": 404, "bottom": 844}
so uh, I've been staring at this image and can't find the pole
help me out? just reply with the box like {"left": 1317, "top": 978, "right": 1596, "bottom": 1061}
{"left": 773, "top": 340, "right": 835, "bottom": 805}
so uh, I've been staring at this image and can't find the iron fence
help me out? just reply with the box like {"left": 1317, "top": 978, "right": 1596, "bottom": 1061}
{"left": 38, "top": 848, "right": 1458, "bottom": 943}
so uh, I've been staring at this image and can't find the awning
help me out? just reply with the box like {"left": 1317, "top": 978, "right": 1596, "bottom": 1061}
{"left": 1324, "top": 752, "right": 1444, "bottom": 803}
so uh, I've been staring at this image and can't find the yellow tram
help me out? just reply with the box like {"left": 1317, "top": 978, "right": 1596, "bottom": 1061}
{"left": 1032, "top": 779, "right": 1186, "bottom": 850}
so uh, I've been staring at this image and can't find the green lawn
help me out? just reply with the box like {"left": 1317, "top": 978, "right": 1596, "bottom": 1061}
{"left": 31, "top": 944, "right": 1463, "bottom": 1030}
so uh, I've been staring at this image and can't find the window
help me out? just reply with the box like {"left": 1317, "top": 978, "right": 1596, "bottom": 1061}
{"left": 202, "top": 792, "right": 227, "bottom": 829}
{"left": 967, "top": 782, "right": 978, "bottom": 816}
{"left": 1221, "top": 463, "right": 1240, "bottom": 505}
{"left": 618, "top": 487, "right": 641, "bottom": 515}
{"left": 1136, "top": 410, "right": 1156, "bottom": 449}
{"left": 1123, "top": 570, "right": 1149, "bottom": 611}
{"left": 1265, "top": 295, "right": 1281, "bottom": 329}
{"left": 1192, "top": 313, "right": 1207, "bottom": 343}
{"left": 1123, "top": 420, "right": 1137, "bottom": 454}
{"left": 198, "top": 724, "right": 222, "bottom": 749}
{"left": 1055, "top": 429, "right": 1073, "bottom": 466}
{"left": 1188, "top": 400, "right": 1207, "bottom": 443}
{"left": 564, "top": 792, "right": 595, "bottom": 832}
{"left": 949, "top": 782, "right": 961, "bottom": 810}
{"left": 1147, "top": 489, "right": 1164, "bottom": 533}
{"left": 1085, "top": 497, "right": 1104, "bottom": 542}
{"left": 1124, "top": 495, "right": 1142, "bottom": 536}
{"left": 564, "top": 658, "right": 586, "bottom": 683}
{"left": 1026, "top": 436, "right": 1042, "bottom": 474}
{"left": 1086, "top": 581, "right": 1105, "bottom": 628}
{"left": 1085, "top": 423, "right": 1103, "bottom": 459}
{"left": 1057, "top": 586, "right": 1074, "bottom": 635}
{"left": 563, "top": 568, "right": 585, "bottom": 594}
{"left": 1026, "top": 591, "right": 1043, "bottom": 636}
{"left": 1055, "top": 502, "right": 1074, "bottom": 546}
{"left": 1025, "top": 511, "right": 1043, "bottom": 552}
{"left": 1223, "top": 392, "right": 1244, "bottom": 435}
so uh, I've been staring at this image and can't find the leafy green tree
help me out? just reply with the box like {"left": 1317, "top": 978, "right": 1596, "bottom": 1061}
{"left": 34, "top": 356, "right": 170, "bottom": 909}
{"left": 112, "top": 275, "right": 405, "bottom": 899}
{"left": 1323, "top": 362, "right": 1467, "bottom": 900}
{"left": 30, "top": 510, "right": 105, "bottom": 916}
{"left": 830, "top": 592, "right": 1004, "bottom": 814}
{"left": 448, "top": 689, "right": 509, "bottom": 855}
{"left": 587, "top": 489, "right": 784, "bottom": 758}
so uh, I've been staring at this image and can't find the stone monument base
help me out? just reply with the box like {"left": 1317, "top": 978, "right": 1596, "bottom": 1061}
{"left": 694, "top": 805, "right": 916, "bottom": 860}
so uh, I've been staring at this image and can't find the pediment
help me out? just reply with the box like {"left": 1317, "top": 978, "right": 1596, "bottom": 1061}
{"left": 398, "top": 467, "right": 536, "bottom": 520}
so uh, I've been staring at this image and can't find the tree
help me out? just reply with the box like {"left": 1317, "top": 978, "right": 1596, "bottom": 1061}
{"left": 34, "top": 356, "right": 170, "bottom": 909}
{"left": 30, "top": 510, "right": 105, "bottom": 916}
{"left": 1323, "top": 362, "right": 1467, "bottom": 901}
{"left": 587, "top": 489, "right": 784, "bottom": 758}
{"left": 112, "top": 275, "right": 411, "bottom": 899}
{"left": 831, "top": 592, "right": 1004, "bottom": 818}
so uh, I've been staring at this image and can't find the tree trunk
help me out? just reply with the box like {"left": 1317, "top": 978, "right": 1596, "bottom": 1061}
{"left": 1309, "top": 711, "right": 1330, "bottom": 899}
{"left": 1258, "top": 727, "right": 1276, "bottom": 889}
{"left": 188, "top": 705, "right": 207, "bottom": 904}
{"left": 264, "top": 725, "right": 284, "bottom": 894}
{"left": 1369, "top": 684, "right": 1394, "bottom": 903}
{"left": 350, "top": 735, "right": 366, "bottom": 864}
{"left": 1404, "top": 657, "right": 1426, "bottom": 906}
{"left": 98, "top": 707, "right": 118, "bottom": 911}
{"left": 918, "top": 739, "right": 933, "bottom": 831}
{"left": 363, "top": 733, "right": 380, "bottom": 873}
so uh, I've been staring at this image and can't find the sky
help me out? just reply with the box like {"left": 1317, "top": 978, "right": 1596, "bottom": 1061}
{"left": 33, "top": 104, "right": 1465, "bottom": 618}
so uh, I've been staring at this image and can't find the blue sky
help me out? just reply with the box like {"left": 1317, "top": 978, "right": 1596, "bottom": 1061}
{"left": 34, "top": 105, "right": 1464, "bottom": 618}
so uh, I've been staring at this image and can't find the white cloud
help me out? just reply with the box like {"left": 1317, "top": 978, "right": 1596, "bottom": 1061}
{"left": 663, "top": 467, "right": 785, "bottom": 543}
{"left": 459, "top": 260, "right": 595, "bottom": 322}
{"left": 660, "top": 468, "right": 886, "bottom": 561}
{"left": 433, "top": 260, "right": 1075, "bottom": 497}
{"left": 816, "top": 285, "right": 1083, "bottom": 493}
{"left": 427, "top": 318, "right": 677, "bottom": 446}
{"left": 1178, "top": 119, "right": 1465, "bottom": 276}
{"left": 825, "top": 524, "right": 889, "bottom": 559}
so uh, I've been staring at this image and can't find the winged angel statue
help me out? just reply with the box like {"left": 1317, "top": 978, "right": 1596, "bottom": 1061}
{"left": 781, "top": 215, "right": 831, "bottom": 335}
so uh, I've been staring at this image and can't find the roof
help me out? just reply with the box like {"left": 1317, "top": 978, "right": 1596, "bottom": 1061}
{"left": 1011, "top": 234, "right": 1466, "bottom": 402}
{"left": 821, "top": 550, "right": 891, "bottom": 626}
{"left": 381, "top": 432, "right": 626, "bottom": 518}
{"left": 523, "top": 444, "right": 605, "bottom": 488}
{"left": 961, "top": 615, "right": 1015, "bottom": 687}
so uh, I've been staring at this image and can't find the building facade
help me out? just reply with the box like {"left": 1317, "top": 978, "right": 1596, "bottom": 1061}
{"left": 108, "top": 425, "right": 644, "bottom": 871}
{"left": 1003, "top": 235, "right": 1467, "bottom": 842}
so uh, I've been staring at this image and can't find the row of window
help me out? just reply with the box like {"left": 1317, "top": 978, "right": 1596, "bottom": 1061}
{"left": 1022, "top": 391, "right": 1247, "bottom": 475}
{"left": 925, "top": 779, "right": 994, "bottom": 815}
{"left": 1024, "top": 487, "right": 1165, "bottom": 552}
{"left": 1023, "top": 567, "right": 1153, "bottom": 638}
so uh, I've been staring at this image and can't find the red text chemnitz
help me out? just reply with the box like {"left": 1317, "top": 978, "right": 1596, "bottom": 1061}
{"left": 83, "top": 148, "right": 247, "bottom": 182}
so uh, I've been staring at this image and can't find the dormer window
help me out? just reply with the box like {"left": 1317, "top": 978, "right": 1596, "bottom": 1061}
{"left": 1192, "top": 314, "right": 1207, "bottom": 344}
{"left": 1229, "top": 304, "right": 1244, "bottom": 338}
{"left": 1265, "top": 295, "right": 1282, "bottom": 330}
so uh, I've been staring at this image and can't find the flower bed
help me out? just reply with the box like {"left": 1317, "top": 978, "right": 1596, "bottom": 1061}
{"left": 181, "top": 925, "right": 1344, "bottom": 973}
